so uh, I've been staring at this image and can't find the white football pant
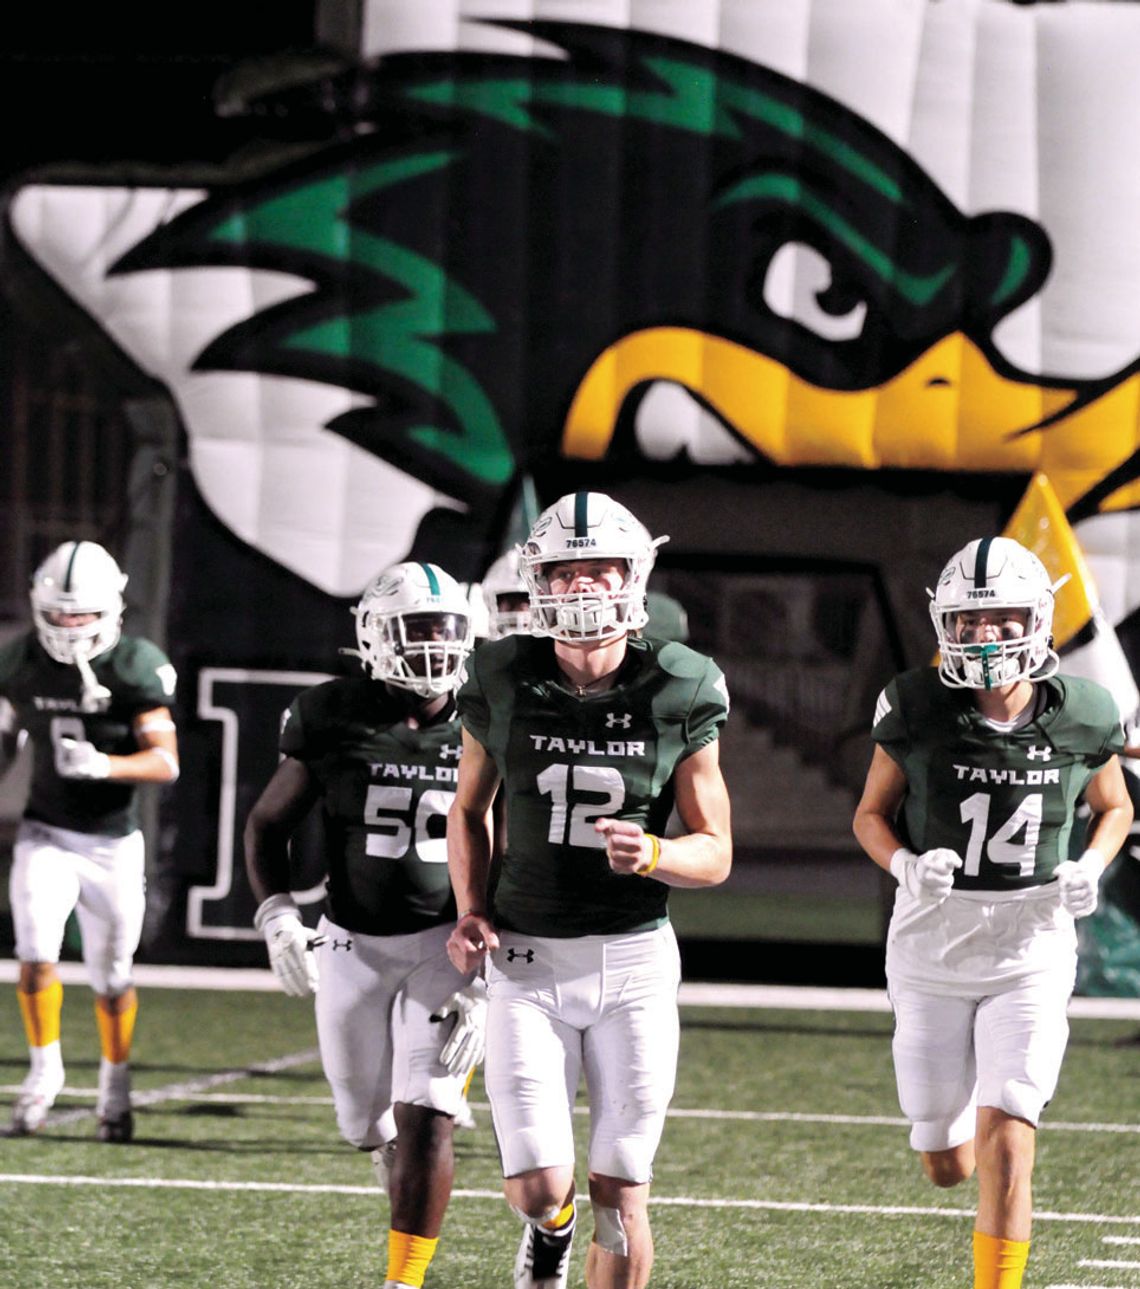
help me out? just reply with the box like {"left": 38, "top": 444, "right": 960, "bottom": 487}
{"left": 11, "top": 820, "right": 145, "bottom": 996}
{"left": 887, "top": 887, "right": 1076, "bottom": 1152}
{"left": 484, "top": 922, "right": 681, "bottom": 1183}
{"left": 314, "top": 918, "right": 471, "bottom": 1150}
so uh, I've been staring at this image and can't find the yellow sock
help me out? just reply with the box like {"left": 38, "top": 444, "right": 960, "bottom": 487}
{"left": 386, "top": 1230, "right": 439, "bottom": 1288}
{"left": 95, "top": 995, "right": 138, "bottom": 1064}
{"left": 17, "top": 980, "right": 63, "bottom": 1048}
{"left": 974, "top": 1231, "right": 1030, "bottom": 1289}
{"left": 543, "top": 1200, "right": 576, "bottom": 1232}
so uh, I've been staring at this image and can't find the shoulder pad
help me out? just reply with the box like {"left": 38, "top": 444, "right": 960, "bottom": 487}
{"left": 648, "top": 638, "right": 718, "bottom": 681}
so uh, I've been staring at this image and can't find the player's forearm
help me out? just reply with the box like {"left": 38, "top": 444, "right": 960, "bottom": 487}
{"left": 243, "top": 816, "right": 295, "bottom": 905}
{"left": 105, "top": 746, "right": 180, "bottom": 784}
{"left": 1085, "top": 803, "right": 1133, "bottom": 868}
{"left": 448, "top": 812, "right": 493, "bottom": 914}
{"left": 852, "top": 809, "right": 901, "bottom": 872}
{"left": 653, "top": 830, "right": 731, "bottom": 888}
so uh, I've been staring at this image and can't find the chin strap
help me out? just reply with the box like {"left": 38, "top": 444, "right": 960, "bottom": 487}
{"left": 74, "top": 653, "right": 112, "bottom": 713}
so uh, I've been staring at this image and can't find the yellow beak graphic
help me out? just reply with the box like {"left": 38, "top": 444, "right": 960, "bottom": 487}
{"left": 563, "top": 326, "right": 1140, "bottom": 514}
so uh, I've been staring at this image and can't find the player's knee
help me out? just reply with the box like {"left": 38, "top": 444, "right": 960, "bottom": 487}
{"left": 19, "top": 961, "right": 56, "bottom": 992}
{"left": 590, "top": 1201, "right": 631, "bottom": 1256}
{"left": 91, "top": 963, "right": 133, "bottom": 997}
{"left": 507, "top": 1172, "right": 574, "bottom": 1225}
{"left": 922, "top": 1149, "right": 974, "bottom": 1188}
{"left": 511, "top": 1199, "right": 568, "bottom": 1226}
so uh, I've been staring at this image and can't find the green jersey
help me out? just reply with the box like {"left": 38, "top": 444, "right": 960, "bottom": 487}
{"left": 0, "top": 631, "right": 176, "bottom": 836}
{"left": 280, "top": 676, "right": 462, "bottom": 935}
{"left": 872, "top": 667, "right": 1123, "bottom": 892}
{"left": 458, "top": 634, "right": 729, "bottom": 937}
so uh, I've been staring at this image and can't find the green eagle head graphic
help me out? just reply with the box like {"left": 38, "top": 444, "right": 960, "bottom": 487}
{"left": 9, "top": 20, "right": 1140, "bottom": 596}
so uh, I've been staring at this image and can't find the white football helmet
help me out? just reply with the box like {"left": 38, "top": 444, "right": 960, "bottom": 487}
{"left": 520, "top": 492, "right": 666, "bottom": 643}
{"left": 481, "top": 549, "right": 530, "bottom": 640}
{"left": 350, "top": 562, "right": 473, "bottom": 697}
{"left": 930, "top": 537, "right": 1060, "bottom": 689}
{"left": 31, "top": 541, "right": 127, "bottom": 665}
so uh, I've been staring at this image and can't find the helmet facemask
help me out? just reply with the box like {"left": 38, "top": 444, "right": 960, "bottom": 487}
{"left": 526, "top": 559, "right": 643, "bottom": 643}
{"left": 929, "top": 538, "right": 1060, "bottom": 690}
{"left": 350, "top": 563, "right": 474, "bottom": 698}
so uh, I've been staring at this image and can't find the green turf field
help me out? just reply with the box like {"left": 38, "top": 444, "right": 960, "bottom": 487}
{"left": 1, "top": 979, "right": 1138, "bottom": 1289}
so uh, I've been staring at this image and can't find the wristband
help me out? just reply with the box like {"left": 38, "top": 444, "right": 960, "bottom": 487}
{"left": 636, "top": 833, "right": 661, "bottom": 876}
{"left": 457, "top": 908, "right": 486, "bottom": 920}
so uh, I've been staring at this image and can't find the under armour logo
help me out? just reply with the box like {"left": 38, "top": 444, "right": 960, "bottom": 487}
{"left": 605, "top": 712, "right": 632, "bottom": 729}
{"left": 331, "top": 938, "right": 353, "bottom": 951}
{"left": 506, "top": 948, "right": 535, "bottom": 964}
{"left": 1027, "top": 745, "right": 1053, "bottom": 762}
{"left": 440, "top": 743, "right": 462, "bottom": 761}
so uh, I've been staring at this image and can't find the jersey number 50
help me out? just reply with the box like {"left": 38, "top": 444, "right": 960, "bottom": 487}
{"left": 363, "top": 786, "right": 453, "bottom": 863}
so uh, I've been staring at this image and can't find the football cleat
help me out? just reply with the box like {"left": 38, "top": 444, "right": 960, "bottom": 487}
{"left": 96, "top": 1110, "right": 135, "bottom": 1144}
{"left": 514, "top": 1218, "right": 575, "bottom": 1289}
{"left": 8, "top": 1065, "right": 66, "bottom": 1136}
{"left": 9, "top": 1092, "right": 55, "bottom": 1136}
{"left": 95, "top": 1058, "right": 133, "bottom": 1143}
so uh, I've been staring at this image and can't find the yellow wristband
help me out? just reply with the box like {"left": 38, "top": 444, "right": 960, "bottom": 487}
{"left": 637, "top": 833, "right": 661, "bottom": 876}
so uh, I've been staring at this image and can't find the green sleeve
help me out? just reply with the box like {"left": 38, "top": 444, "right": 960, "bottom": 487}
{"left": 869, "top": 676, "right": 909, "bottom": 763}
{"left": 279, "top": 694, "right": 310, "bottom": 760}
{"left": 682, "top": 659, "right": 730, "bottom": 755}
{"left": 112, "top": 638, "right": 177, "bottom": 710}
{"left": 456, "top": 652, "right": 491, "bottom": 747}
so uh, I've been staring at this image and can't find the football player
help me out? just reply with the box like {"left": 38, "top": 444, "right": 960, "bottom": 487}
{"left": 0, "top": 540, "right": 179, "bottom": 1142}
{"left": 446, "top": 492, "right": 733, "bottom": 1289}
{"left": 481, "top": 548, "right": 531, "bottom": 641}
{"left": 245, "top": 561, "right": 483, "bottom": 1289}
{"left": 853, "top": 536, "right": 1133, "bottom": 1289}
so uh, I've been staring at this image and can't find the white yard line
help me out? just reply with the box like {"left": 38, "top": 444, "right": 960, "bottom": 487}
{"left": 7, "top": 1087, "right": 1135, "bottom": 1136}
{"left": 33, "top": 1048, "right": 321, "bottom": 1128}
{"left": 2, "top": 960, "right": 1138, "bottom": 1018}
{"left": 0, "top": 1172, "right": 1137, "bottom": 1229}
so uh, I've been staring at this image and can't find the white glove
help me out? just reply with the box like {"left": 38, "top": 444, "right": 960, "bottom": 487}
{"left": 430, "top": 978, "right": 488, "bottom": 1079}
{"left": 1054, "top": 849, "right": 1106, "bottom": 919}
{"left": 253, "top": 894, "right": 321, "bottom": 997}
{"left": 56, "top": 737, "right": 111, "bottom": 780}
{"left": 890, "top": 847, "right": 963, "bottom": 903}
